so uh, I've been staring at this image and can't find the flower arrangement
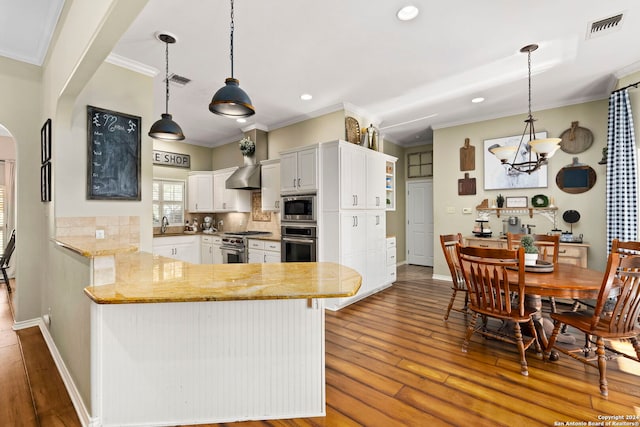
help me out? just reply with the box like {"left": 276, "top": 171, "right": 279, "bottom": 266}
{"left": 520, "top": 235, "right": 539, "bottom": 254}
{"left": 239, "top": 137, "right": 255, "bottom": 156}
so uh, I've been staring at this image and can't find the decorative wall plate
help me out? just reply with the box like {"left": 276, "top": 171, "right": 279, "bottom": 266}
{"left": 531, "top": 194, "right": 549, "bottom": 207}
{"left": 345, "top": 116, "right": 361, "bottom": 145}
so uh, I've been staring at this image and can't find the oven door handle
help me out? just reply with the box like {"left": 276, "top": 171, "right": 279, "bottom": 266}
{"left": 220, "top": 246, "right": 242, "bottom": 252}
{"left": 282, "top": 237, "right": 315, "bottom": 244}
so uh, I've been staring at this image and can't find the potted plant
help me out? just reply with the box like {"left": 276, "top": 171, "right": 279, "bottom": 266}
{"left": 520, "top": 235, "right": 538, "bottom": 266}
{"left": 496, "top": 194, "right": 505, "bottom": 208}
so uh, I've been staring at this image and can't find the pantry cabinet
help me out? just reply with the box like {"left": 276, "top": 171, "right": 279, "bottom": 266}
{"left": 319, "top": 140, "right": 397, "bottom": 310}
{"left": 213, "top": 167, "right": 251, "bottom": 212}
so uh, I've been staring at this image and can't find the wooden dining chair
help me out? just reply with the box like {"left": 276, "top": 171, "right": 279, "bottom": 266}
{"left": 507, "top": 233, "right": 563, "bottom": 311}
{"left": 456, "top": 244, "right": 541, "bottom": 376}
{"left": 439, "top": 233, "right": 467, "bottom": 320}
{"left": 545, "top": 248, "right": 640, "bottom": 396}
{"left": 0, "top": 229, "right": 15, "bottom": 294}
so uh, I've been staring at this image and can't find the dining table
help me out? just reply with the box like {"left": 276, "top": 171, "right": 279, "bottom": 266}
{"left": 505, "top": 262, "right": 604, "bottom": 360}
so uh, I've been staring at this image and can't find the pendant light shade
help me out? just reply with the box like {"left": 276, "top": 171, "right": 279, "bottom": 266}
{"left": 209, "top": 0, "right": 255, "bottom": 118}
{"left": 149, "top": 113, "right": 185, "bottom": 140}
{"left": 149, "top": 33, "right": 185, "bottom": 141}
{"left": 209, "top": 78, "right": 255, "bottom": 117}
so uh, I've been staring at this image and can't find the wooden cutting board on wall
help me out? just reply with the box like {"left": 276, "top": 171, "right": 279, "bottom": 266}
{"left": 458, "top": 173, "right": 476, "bottom": 195}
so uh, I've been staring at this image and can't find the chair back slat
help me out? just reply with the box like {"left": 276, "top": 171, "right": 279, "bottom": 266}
{"left": 591, "top": 250, "right": 640, "bottom": 334}
{"left": 457, "top": 245, "right": 526, "bottom": 318}
{"left": 1, "top": 229, "right": 15, "bottom": 267}
{"left": 440, "top": 233, "right": 465, "bottom": 290}
{"left": 507, "top": 233, "right": 559, "bottom": 265}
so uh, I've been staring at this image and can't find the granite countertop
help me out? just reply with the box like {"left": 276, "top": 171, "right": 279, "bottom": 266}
{"left": 53, "top": 236, "right": 138, "bottom": 257}
{"left": 84, "top": 252, "right": 361, "bottom": 304}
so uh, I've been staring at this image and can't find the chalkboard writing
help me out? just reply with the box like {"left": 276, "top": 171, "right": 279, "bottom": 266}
{"left": 87, "top": 106, "right": 141, "bottom": 200}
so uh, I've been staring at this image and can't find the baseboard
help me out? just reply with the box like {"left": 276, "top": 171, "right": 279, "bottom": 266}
{"left": 15, "top": 317, "right": 96, "bottom": 426}
{"left": 431, "top": 274, "right": 451, "bottom": 282}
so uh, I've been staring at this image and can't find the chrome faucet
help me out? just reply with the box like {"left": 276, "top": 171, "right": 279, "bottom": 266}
{"left": 161, "top": 216, "right": 169, "bottom": 234}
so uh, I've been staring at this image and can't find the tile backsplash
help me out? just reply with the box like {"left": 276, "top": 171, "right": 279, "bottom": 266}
{"left": 56, "top": 216, "right": 140, "bottom": 245}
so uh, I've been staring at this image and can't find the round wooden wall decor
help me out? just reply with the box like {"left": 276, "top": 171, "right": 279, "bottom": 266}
{"left": 555, "top": 162, "right": 597, "bottom": 194}
{"left": 559, "top": 121, "right": 594, "bottom": 154}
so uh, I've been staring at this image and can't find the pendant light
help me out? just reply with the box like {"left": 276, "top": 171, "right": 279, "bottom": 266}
{"left": 148, "top": 32, "right": 185, "bottom": 141}
{"left": 488, "top": 44, "right": 561, "bottom": 174}
{"left": 209, "top": 0, "right": 255, "bottom": 118}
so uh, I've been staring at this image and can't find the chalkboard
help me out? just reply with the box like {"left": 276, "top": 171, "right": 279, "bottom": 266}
{"left": 87, "top": 106, "right": 141, "bottom": 200}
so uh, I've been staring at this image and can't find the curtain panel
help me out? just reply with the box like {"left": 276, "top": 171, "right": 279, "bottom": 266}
{"left": 606, "top": 89, "right": 638, "bottom": 251}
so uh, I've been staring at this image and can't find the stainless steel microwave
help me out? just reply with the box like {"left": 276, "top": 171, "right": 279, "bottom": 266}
{"left": 281, "top": 194, "right": 316, "bottom": 222}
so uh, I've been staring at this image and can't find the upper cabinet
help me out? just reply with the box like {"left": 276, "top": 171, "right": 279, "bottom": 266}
{"left": 320, "top": 140, "right": 395, "bottom": 211}
{"left": 187, "top": 172, "right": 214, "bottom": 213}
{"left": 280, "top": 146, "right": 318, "bottom": 194}
{"left": 212, "top": 167, "right": 251, "bottom": 213}
{"left": 261, "top": 159, "right": 280, "bottom": 211}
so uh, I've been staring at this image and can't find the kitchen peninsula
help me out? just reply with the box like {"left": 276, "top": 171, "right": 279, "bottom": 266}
{"left": 55, "top": 237, "right": 361, "bottom": 426}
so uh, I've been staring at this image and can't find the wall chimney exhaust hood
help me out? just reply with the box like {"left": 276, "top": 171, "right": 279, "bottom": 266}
{"left": 225, "top": 164, "right": 261, "bottom": 190}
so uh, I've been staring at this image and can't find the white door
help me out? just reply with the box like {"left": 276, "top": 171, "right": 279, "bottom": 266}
{"left": 406, "top": 180, "right": 433, "bottom": 266}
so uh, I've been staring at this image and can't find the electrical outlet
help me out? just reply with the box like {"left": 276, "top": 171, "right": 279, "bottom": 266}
{"left": 96, "top": 229, "right": 105, "bottom": 239}
{"left": 462, "top": 207, "right": 473, "bottom": 214}
{"left": 446, "top": 206, "right": 456, "bottom": 214}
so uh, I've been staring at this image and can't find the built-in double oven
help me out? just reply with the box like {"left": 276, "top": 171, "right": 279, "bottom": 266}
{"left": 281, "top": 194, "right": 317, "bottom": 262}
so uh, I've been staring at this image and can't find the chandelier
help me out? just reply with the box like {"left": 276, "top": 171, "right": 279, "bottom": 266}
{"left": 488, "top": 44, "right": 561, "bottom": 174}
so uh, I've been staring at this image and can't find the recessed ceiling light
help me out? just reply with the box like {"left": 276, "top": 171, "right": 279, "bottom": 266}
{"left": 300, "top": 93, "right": 313, "bottom": 101}
{"left": 472, "top": 97, "right": 485, "bottom": 103}
{"left": 236, "top": 118, "right": 246, "bottom": 123}
{"left": 397, "top": 5, "right": 419, "bottom": 21}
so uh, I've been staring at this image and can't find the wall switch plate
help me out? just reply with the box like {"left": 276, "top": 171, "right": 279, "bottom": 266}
{"left": 462, "top": 207, "right": 473, "bottom": 214}
{"left": 446, "top": 206, "right": 455, "bottom": 214}
{"left": 96, "top": 230, "right": 105, "bottom": 239}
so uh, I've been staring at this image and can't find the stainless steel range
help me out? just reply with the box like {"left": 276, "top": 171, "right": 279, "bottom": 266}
{"left": 220, "top": 231, "right": 272, "bottom": 263}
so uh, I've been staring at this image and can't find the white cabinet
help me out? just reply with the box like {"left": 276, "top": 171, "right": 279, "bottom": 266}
{"left": 153, "top": 235, "right": 200, "bottom": 264}
{"left": 187, "top": 173, "right": 214, "bottom": 213}
{"left": 386, "top": 236, "right": 397, "bottom": 283}
{"left": 339, "top": 144, "right": 367, "bottom": 209}
{"left": 319, "top": 140, "right": 397, "bottom": 311}
{"left": 367, "top": 152, "right": 387, "bottom": 209}
{"left": 213, "top": 167, "right": 251, "bottom": 212}
{"left": 280, "top": 146, "right": 318, "bottom": 194}
{"left": 261, "top": 159, "right": 281, "bottom": 211}
{"left": 248, "top": 239, "right": 281, "bottom": 263}
{"left": 201, "top": 235, "right": 223, "bottom": 264}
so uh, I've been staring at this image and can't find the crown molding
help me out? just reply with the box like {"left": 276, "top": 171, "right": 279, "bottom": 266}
{"left": 105, "top": 53, "right": 158, "bottom": 77}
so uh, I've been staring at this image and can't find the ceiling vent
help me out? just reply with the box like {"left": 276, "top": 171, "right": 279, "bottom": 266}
{"left": 587, "top": 13, "right": 624, "bottom": 39}
{"left": 167, "top": 73, "right": 191, "bottom": 86}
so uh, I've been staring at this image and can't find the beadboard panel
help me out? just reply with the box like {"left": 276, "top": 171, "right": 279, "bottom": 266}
{"left": 91, "top": 299, "right": 325, "bottom": 426}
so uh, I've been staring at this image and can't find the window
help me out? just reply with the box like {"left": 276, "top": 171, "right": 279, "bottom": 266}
{"left": 153, "top": 180, "right": 185, "bottom": 226}
{"left": 407, "top": 151, "right": 433, "bottom": 178}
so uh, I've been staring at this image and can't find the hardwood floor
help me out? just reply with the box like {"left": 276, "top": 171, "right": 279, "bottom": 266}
{"left": 2, "top": 266, "right": 639, "bottom": 426}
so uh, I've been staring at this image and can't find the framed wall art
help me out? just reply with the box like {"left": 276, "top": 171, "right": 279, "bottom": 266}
{"left": 41, "top": 118, "right": 51, "bottom": 164}
{"left": 87, "top": 106, "right": 141, "bottom": 200}
{"left": 483, "top": 132, "right": 548, "bottom": 190}
{"left": 41, "top": 162, "right": 51, "bottom": 202}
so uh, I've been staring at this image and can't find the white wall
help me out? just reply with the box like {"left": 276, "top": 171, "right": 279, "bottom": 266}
{"left": 433, "top": 100, "right": 609, "bottom": 276}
